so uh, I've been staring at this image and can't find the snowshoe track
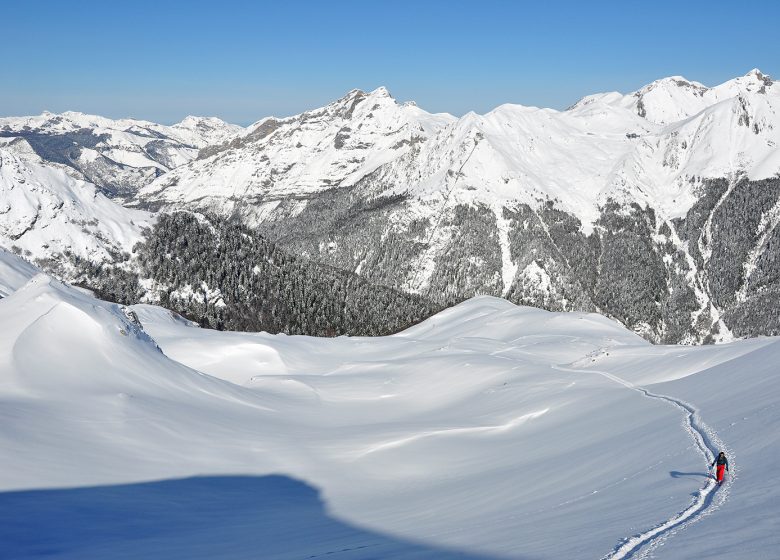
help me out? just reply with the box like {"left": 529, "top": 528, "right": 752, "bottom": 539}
{"left": 554, "top": 365, "right": 730, "bottom": 560}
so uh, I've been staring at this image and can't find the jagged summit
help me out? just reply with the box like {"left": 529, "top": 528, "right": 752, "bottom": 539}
{"left": 637, "top": 75, "right": 707, "bottom": 91}
{"left": 139, "top": 83, "right": 456, "bottom": 209}
{"left": 341, "top": 85, "right": 393, "bottom": 98}
{"left": 570, "top": 69, "right": 779, "bottom": 125}
{"left": 125, "top": 69, "right": 780, "bottom": 345}
{"left": 745, "top": 68, "right": 771, "bottom": 80}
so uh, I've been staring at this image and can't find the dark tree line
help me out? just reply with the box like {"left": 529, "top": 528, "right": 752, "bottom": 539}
{"left": 77, "top": 212, "right": 443, "bottom": 336}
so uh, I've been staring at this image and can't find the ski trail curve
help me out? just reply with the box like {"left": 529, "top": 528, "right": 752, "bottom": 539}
{"left": 553, "top": 364, "right": 730, "bottom": 560}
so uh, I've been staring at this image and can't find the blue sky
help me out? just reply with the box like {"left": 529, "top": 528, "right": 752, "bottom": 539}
{"left": 2, "top": 0, "right": 778, "bottom": 124}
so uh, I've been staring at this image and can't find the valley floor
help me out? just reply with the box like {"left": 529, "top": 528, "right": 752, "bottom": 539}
{"left": 1, "top": 266, "right": 778, "bottom": 558}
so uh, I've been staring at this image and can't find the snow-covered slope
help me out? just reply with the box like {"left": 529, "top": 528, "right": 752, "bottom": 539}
{"left": 0, "top": 248, "right": 39, "bottom": 297}
{"left": 574, "top": 69, "right": 778, "bottom": 125}
{"left": 365, "top": 70, "right": 780, "bottom": 226}
{"left": 138, "top": 70, "right": 780, "bottom": 228}
{"left": 0, "top": 111, "right": 242, "bottom": 196}
{"left": 2, "top": 71, "right": 778, "bottom": 344}
{"left": 1, "top": 270, "right": 778, "bottom": 558}
{"left": 169, "top": 115, "right": 244, "bottom": 147}
{"left": 138, "top": 87, "right": 456, "bottom": 216}
{"left": 126, "top": 71, "right": 780, "bottom": 345}
{"left": 0, "top": 147, "right": 152, "bottom": 267}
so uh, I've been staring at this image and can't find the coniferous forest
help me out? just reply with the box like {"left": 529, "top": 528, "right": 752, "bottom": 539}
{"left": 76, "top": 212, "right": 444, "bottom": 336}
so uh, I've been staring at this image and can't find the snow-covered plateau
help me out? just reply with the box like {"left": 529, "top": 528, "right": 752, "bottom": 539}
{"left": 1, "top": 250, "right": 778, "bottom": 559}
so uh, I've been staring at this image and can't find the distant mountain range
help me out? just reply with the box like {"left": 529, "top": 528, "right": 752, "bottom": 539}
{"left": 1, "top": 70, "right": 778, "bottom": 342}
{"left": 0, "top": 112, "right": 240, "bottom": 197}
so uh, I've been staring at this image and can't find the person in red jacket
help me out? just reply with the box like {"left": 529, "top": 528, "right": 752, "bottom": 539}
{"left": 711, "top": 451, "right": 729, "bottom": 485}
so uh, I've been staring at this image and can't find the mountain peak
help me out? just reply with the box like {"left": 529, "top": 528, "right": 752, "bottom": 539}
{"left": 175, "top": 115, "right": 234, "bottom": 127}
{"left": 369, "top": 86, "right": 391, "bottom": 98}
{"left": 338, "top": 86, "right": 393, "bottom": 103}
{"left": 639, "top": 75, "right": 707, "bottom": 94}
{"left": 744, "top": 68, "right": 772, "bottom": 84}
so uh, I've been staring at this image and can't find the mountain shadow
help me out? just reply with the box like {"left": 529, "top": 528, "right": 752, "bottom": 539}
{"left": 0, "top": 474, "right": 508, "bottom": 559}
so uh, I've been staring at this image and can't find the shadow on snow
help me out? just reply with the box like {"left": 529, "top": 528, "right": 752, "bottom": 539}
{"left": 0, "top": 474, "right": 507, "bottom": 560}
{"left": 669, "top": 470, "right": 712, "bottom": 480}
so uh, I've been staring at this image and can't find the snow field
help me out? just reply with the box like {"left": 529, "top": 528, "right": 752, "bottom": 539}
{"left": 2, "top": 260, "right": 777, "bottom": 558}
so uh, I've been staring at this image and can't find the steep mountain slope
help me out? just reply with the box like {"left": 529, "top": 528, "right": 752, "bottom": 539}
{"left": 1, "top": 271, "right": 778, "bottom": 559}
{"left": 2, "top": 71, "right": 776, "bottom": 344}
{"left": 137, "top": 87, "right": 456, "bottom": 218}
{"left": 0, "top": 146, "right": 152, "bottom": 270}
{"left": 78, "top": 211, "right": 441, "bottom": 336}
{"left": 0, "top": 111, "right": 242, "bottom": 197}
{"left": 133, "top": 71, "right": 780, "bottom": 343}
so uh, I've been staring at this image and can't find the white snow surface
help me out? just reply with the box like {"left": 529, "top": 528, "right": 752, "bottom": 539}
{"left": 574, "top": 69, "right": 778, "bottom": 125}
{"left": 0, "top": 110, "right": 243, "bottom": 172}
{"left": 139, "top": 70, "right": 780, "bottom": 231}
{"left": 1, "top": 270, "right": 778, "bottom": 559}
{"left": 140, "top": 87, "right": 458, "bottom": 214}
{"left": 0, "top": 248, "right": 39, "bottom": 297}
{"left": 0, "top": 147, "right": 152, "bottom": 264}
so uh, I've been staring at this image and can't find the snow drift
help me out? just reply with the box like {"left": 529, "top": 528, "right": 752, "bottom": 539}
{"left": 1, "top": 266, "right": 778, "bottom": 559}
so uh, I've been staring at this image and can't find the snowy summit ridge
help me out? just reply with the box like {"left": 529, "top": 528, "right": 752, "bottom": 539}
{"left": 1, "top": 70, "right": 779, "bottom": 345}
{"left": 139, "top": 69, "right": 780, "bottom": 228}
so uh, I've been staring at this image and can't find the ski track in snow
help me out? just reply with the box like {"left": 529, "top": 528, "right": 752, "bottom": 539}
{"left": 554, "top": 364, "right": 730, "bottom": 560}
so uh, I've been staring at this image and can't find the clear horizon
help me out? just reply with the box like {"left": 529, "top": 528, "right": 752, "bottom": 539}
{"left": 3, "top": 0, "right": 778, "bottom": 126}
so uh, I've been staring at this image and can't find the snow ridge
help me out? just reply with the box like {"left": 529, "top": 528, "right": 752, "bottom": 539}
{"left": 556, "top": 363, "right": 728, "bottom": 559}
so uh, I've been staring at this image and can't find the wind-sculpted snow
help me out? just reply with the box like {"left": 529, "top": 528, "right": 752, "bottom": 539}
{"left": 566, "top": 338, "right": 780, "bottom": 558}
{"left": 2, "top": 277, "right": 778, "bottom": 558}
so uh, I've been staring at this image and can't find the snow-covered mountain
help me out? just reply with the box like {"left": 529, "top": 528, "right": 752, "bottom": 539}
{"left": 0, "top": 145, "right": 152, "bottom": 269}
{"left": 0, "top": 111, "right": 242, "bottom": 197}
{"left": 1, "top": 267, "right": 778, "bottom": 559}
{"left": 138, "top": 71, "right": 779, "bottom": 229}
{"left": 1, "top": 71, "right": 777, "bottom": 343}
{"left": 132, "top": 71, "right": 780, "bottom": 343}
{"left": 138, "top": 87, "right": 455, "bottom": 215}
{"left": 573, "top": 68, "right": 777, "bottom": 125}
